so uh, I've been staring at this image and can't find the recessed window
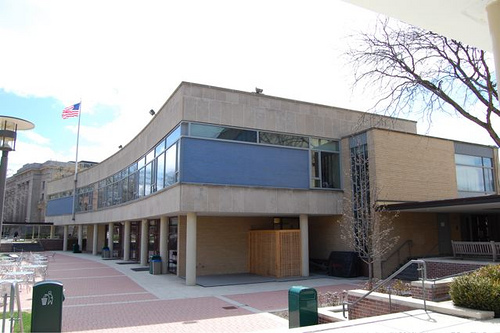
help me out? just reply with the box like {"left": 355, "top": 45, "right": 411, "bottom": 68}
{"left": 455, "top": 154, "right": 495, "bottom": 196}
{"left": 259, "top": 132, "right": 309, "bottom": 148}
{"left": 191, "top": 123, "right": 257, "bottom": 143}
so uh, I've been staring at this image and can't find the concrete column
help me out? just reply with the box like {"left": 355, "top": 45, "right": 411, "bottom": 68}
{"left": 159, "top": 216, "right": 168, "bottom": 274}
{"left": 77, "top": 225, "right": 83, "bottom": 249}
{"left": 108, "top": 222, "right": 114, "bottom": 256}
{"left": 486, "top": 0, "right": 500, "bottom": 100}
{"left": 92, "top": 224, "right": 98, "bottom": 255}
{"left": 140, "top": 219, "right": 149, "bottom": 266}
{"left": 49, "top": 225, "right": 55, "bottom": 239}
{"left": 186, "top": 212, "right": 197, "bottom": 286}
{"left": 123, "top": 221, "right": 131, "bottom": 261}
{"left": 300, "top": 214, "right": 309, "bottom": 277}
{"left": 63, "top": 225, "right": 68, "bottom": 251}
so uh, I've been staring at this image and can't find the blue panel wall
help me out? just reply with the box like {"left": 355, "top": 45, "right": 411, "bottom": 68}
{"left": 180, "top": 138, "right": 309, "bottom": 189}
{"left": 46, "top": 197, "right": 73, "bottom": 216}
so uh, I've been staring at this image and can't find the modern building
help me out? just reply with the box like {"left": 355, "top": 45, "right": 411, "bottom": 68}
{"left": 45, "top": 82, "right": 499, "bottom": 284}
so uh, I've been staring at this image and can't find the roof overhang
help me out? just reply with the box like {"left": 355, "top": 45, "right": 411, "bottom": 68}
{"left": 343, "top": 0, "right": 492, "bottom": 51}
{"left": 381, "top": 195, "right": 500, "bottom": 214}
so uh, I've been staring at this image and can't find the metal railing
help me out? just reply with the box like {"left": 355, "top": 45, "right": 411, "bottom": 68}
{"left": 342, "top": 259, "right": 427, "bottom": 319}
{"left": 1, "top": 281, "right": 23, "bottom": 333}
{"left": 381, "top": 240, "right": 413, "bottom": 278}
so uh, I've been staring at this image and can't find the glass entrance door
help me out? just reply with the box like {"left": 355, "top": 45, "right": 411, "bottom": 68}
{"left": 130, "top": 222, "right": 140, "bottom": 261}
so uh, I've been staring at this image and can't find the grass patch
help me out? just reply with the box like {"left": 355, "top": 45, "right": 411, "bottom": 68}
{"left": 13, "top": 311, "right": 31, "bottom": 333}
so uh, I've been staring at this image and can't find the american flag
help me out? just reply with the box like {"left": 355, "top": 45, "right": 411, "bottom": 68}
{"left": 62, "top": 103, "right": 81, "bottom": 119}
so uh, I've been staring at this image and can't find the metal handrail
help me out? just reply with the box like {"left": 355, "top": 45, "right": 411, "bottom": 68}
{"left": 381, "top": 240, "right": 413, "bottom": 277}
{"left": 342, "top": 259, "right": 427, "bottom": 319}
{"left": 382, "top": 240, "right": 413, "bottom": 264}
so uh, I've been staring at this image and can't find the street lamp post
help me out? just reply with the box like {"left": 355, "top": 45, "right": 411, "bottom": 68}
{"left": 0, "top": 116, "right": 34, "bottom": 243}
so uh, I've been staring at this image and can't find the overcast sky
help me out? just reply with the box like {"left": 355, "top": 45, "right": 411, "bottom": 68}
{"left": 1, "top": 0, "right": 496, "bottom": 177}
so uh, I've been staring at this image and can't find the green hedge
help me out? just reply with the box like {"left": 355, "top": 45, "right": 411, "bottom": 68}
{"left": 449, "top": 265, "right": 500, "bottom": 317}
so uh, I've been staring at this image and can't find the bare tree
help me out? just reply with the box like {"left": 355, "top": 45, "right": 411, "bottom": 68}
{"left": 346, "top": 18, "right": 499, "bottom": 146}
{"left": 339, "top": 141, "right": 399, "bottom": 286}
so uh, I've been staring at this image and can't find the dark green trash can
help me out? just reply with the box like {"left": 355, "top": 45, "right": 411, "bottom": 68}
{"left": 149, "top": 255, "right": 162, "bottom": 275}
{"left": 288, "top": 286, "right": 318, "bottom": 328}
{"left": 72, "top": 243, "right": 81, "bottom": 253}
{"left": 31, "top": 280, "right": 65, "bottom": 332}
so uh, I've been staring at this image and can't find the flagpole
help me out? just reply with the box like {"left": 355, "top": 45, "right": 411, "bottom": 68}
{"left": 71, "top": 100, "right": 82, "bottom": 221}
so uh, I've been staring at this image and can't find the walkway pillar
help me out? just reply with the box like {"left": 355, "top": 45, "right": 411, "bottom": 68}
{"left": 159, "top": 216, "right": 168, "bottom": 274}
{"left": 77, "top": 225, "right": 83, "bottom": 249}
{"left": 300, "top": 214, "right": 309, "bottom": 277}
{"left": 186, "top": 212, "right": 197, "bottom": 286}
{"left": 123, "top": 221, "right": 131, "bottom": 261}
{"left": 49, "top": 225, "right": 55, "bottom": 239}
{"left": 108, "top": 222, "right": 114, "bottom": 256}
{"left": 92, "top": 224, "right": 98, "bottom": 255}
{"left": 63, "top": 225, "right": 68, "bottom": 251}
{"left": 486, "top": 0, "right": 500, "bottom": 100}
{"left": 140, "top": 219, "right": 148, "bottom": 266}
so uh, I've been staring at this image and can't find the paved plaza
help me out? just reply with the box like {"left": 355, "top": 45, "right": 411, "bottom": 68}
{"left": 40, "top": 252, "right": 362, "bottom": 332}
{"left": 13, "top": 252, "right": 500, "bottom": 332}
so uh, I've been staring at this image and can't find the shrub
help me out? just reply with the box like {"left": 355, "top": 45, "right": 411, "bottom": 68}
{"left": 449, "top": 265, "right": 500, "bottom": 317}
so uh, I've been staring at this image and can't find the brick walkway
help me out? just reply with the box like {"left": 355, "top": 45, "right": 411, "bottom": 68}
{"left": 39, "top": 253, "right": 364, "bottom": 332}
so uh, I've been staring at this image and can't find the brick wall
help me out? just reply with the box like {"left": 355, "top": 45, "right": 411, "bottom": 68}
{"left": 370, "top": 130, "right": 457, "bottom": 202}
{"left": 424, "top": 260, "right": 487, "bottom": 279}
{"left": 347, "top": 294, "right": 414, "bottom": 320}
{"left": 411, "top": 280, "right": 452, "bottom": 302}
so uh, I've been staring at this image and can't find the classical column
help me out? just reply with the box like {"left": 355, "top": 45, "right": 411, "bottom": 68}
{"left": 186, "top": 212, "right": 197, "bottom": 286}
{"left": 159, "top": 216, "right": 168, "bottom": 274}
{"left": 300, "top": 214, "right": 309, "bottom": 277}
{"left": 77, "top": 225, "right": 83, "bottom": 250}
{"left": 123, "top": 221, "right": 131, "bottom": 261}
{"left": 92, "top": 224, "right": 98, "bottom": 255}
{"left": 140, "top": 219, "right": 149, "bottom": 266}
{"left": 108, "top": 222, "right": 114, "bottom": 256}
{"left": 63, "top": 225, "right": 68, "bottom": 251}
{"left": 487, "top": 0, "right": 500, "bottom": 99}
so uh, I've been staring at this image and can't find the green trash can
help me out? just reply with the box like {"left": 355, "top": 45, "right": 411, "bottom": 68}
{"left": 149, "top": 255, "right": 162, "bottom": 275}
{"left": 288, "top": 286, "right": 318, "bottom": 328}
{"left": 31, "top": 280, "right": 65, "bottom": 332}
{"left": 72, "top": 243, "right": 81, "bottom": 253}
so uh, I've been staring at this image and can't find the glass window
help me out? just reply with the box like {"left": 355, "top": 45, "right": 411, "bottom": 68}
{"left": 311, "top": 151, "right": 321, "bottom": 188}
{"left": 156, "top": 153, "right": 165, "bottom": 191}
{"left": 456, "top": 166, "right": 486, "bottom": 192}
{"left": 310, "top": 138, "right": 339, "bottom": 151}
{"left": 145, "top": 163, "right": 152, "bottom": 196}
{"left": 138, "top": 167, "right": 145, "bottom": 197}
{"left": 167, "top": 126, "right": 181, "bottom": 148}
{"left": 191, "top": 123, "right": 257, "bottom": 143}
{"left": 259, "top": 132, "right": 309, "bottom": 148}
{"left": 122, "top": 176, "right": 128, "bottom": 203}
{"left": 128, "top": 172, "right": 137, "bottom": 200}
{"left": 455, "top": 154, "right": 483, "bottom": 166}
{"left": 165, "top": 143, "right": 177, "bottom": 186}
{"left": 455, "top": 154, "right": 495, "bottom": 194}
{"left": 137, "top": 157, "right": 145, "bottom": 169}
{"left": 155, "top": 140, "right": 166, "bottom": 156}
{"left": 311, "top": 151, "right": 340, "bottom": 189}
{"left": 146, "top": 150, "right": 155, "bottom": 164}
{"left": 129, "top": 162, "right": 138, "bottom": 174}
{"left": 321, "top": 152, "right": 340, "bottom": 188}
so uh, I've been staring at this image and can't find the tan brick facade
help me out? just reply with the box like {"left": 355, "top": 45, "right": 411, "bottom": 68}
{"left": 370, "top": 129, "right": 457, "bottom": 202}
